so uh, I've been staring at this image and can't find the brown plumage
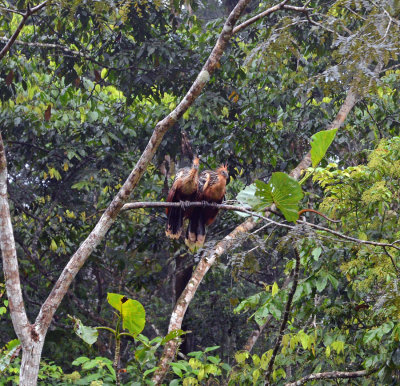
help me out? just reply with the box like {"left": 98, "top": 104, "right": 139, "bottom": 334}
{"left": 185, "top": 164, "right": 229, "bottom": 251}
{"left": 165, "top": 157, "right": 199, "bottom": 239}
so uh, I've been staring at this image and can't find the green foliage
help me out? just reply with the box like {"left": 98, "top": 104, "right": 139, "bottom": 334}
{"left": 236, "top": 172, "right": 303, "bottom": 221}
{"left": 310, "top": 128, "right": 338, "bottom": 167}
{"left": 255, "top": 173, "right": 304, "bottom": 222}
{"left": 0, "top": 356, "right": 65, "bottom": 385}
{"left": 0, "top": 339, "right": 20, "bottom": 374}
{"left": 70, "top": 317, "right": 99, "bottom": 346}
{"left": 169, "top": 346, "right": 231, "bottom": 385}
{"left": 234, "top": 284, "right": 286, "bottom": 326}
{"left": 69, "top": 356, "right": 116, "bottom": 384}
{"left": 107, "top": 293, "right": 146, "bottom": 336}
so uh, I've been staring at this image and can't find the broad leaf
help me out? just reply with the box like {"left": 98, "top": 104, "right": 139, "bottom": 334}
{"left": 107, "top": 293, "right": 146, "bottom": 336}
{"left": 162, "top": 329, "right": 186, "bottom": 344}
{"left": 255, "top": 173, "right": 304, "bottom": 222}
{"left": 310, "top": 128, "right": 338, "bottom": 167}
{"left": 71, "top": 317, "right": 98, "bottom": 345}
{"left": 236, "top": 184, "right": 263, "bottom": 216}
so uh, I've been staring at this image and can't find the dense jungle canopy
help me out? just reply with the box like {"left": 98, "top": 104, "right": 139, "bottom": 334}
{"left": 1, "top": 0, "right": 400, "bottom": 384}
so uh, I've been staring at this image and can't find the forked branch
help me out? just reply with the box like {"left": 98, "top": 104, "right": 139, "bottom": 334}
{"left": 0, "top": 0, "right": 50, "bottom": 60}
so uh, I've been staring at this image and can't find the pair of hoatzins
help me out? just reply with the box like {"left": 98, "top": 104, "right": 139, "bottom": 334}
{"left": 165, "top": 158, "right": 229, "bottom": 251}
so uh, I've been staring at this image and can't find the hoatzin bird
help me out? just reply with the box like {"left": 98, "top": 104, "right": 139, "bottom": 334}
{"left": 185, "top": 164, "right": 229, "bottom": 251}
{"left": 165, "top": 157, "right": 200, "bottom": 239}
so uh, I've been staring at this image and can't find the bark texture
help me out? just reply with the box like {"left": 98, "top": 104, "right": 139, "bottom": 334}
{"left": 0, "top": 134, "right": 30, "bottom": 343}
{"left": 285, "top": 369, "right": 372, "bottom": 386}
{"left": 0, "top": 133, "right": 44, "bottom": 385}
{"left": 20, "top": 339, "right": 45, "bottom": 386}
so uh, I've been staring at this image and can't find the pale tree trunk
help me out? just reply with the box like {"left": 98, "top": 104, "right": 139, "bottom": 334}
{"left": 0, "top": 133, "right": 39, "bottom": 385}
{"left": 20, "top": 338, "right": 45, "bottom": 386}
{"left": 285, "top": 369, "right": 372, "bottom": 385}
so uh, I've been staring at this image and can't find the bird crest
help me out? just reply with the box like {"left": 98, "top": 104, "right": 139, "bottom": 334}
{"left": 217, "top": 163, "right": 228, "bottom": 179}
{"left": 192, "top": 156, "right": 200, "bottom": 169}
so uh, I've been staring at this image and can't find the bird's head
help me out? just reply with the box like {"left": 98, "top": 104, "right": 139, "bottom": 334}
{"left": 192, "top": 156, "right": 200, "bottom": 170}
{"left": 217, "top": 163, "right": 229, "bottom": 180}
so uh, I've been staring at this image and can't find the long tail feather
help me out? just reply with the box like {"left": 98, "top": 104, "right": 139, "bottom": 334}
{"left": 185, "top": 208, "right": 206, "bottom": 252}
{"left": 166, "top": 207, "right": 183, "bottom": 239}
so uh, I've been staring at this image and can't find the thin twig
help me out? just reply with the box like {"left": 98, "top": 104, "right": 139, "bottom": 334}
{"left": 299, "top": 219, "right": 400, "bottom": 251}
{"left": 0, "top": 6, "right": 25, "bottom": 15}
{"left": 265, "top": 246, "right": 300, "bottom": 384}
{"left": 383, "top": 246, "right": 400, "bottom": 276}
{"left": 122, "top": 200, "right": 295, "bottom": 230}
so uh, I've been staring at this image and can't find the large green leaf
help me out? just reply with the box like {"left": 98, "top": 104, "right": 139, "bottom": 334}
{"left": 310, "top": 128, "right": 338, "bottom": 167}
{"left": 71, "top": 317, "right": 98, "bottom": 345}
{"left": 255, "top": 173, "right": 304, "bottom": 222}
{"left": 107, "top": 293, "right": 146, "bottom": 336}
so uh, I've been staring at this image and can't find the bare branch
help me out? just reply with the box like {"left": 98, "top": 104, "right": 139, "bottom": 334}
{"left": 0, "top": 7, "right": 25, "bottom": 15}
{"left": 122, "top": 200, "right": 252, "bottom": 211}
{"left": 232, "top": 1, "right": 319, "bottom": 35}
{"left": 122, "top": 201, "right": 400, "bottom": 251}
{"left": 233, "top": 0, "right": 290, "bottom": 34}
{"left": 0, "top": 0, "right": 50, "bottom": 60}
{"left": 383, "top": 246, "right": 400, "bottom": 276}
{"left": 299, "top": 220, "right": 400, "bottom": 251}
{"left": 285, "top": 369, "right": 373, "bottom": 386}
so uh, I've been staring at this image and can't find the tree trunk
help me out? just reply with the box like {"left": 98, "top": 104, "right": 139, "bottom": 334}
{"left": 20, "top": 338, "right": 45, "bottom": 386}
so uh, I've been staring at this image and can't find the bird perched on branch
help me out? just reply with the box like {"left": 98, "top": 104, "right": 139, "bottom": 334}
{"left": 185, "top": 164, "right": 229, "bottom": 251}
{"left": 165, "top": 157, "right": 200, "bottom": 239}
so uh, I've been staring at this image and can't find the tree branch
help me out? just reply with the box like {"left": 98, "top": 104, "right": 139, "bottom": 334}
{"left": 232, "top": 0, "right": 290, "bottom": 34}
{"left": 152, "top": 217, "right": 257, "bottom": 384}
{"left": 0, "top": 0, "right": 49, "bottom": 60}
{"left": 299, "top": 219, "right": 400, "bottom": 251}
{"left": 232, "top": 1, "right": 317, "bottom": 35}
{"left": 285, "top": 369, "right": 373, "bottom": 386}
{"left": 290, "top": 83, "right": 360, "bottom": 180}
{"left": 123, "top": 201, "right": 400, "bottom": 251}
{"left": 0, "top": 7, "right": 25, "bottom": 16}
{"left": 0, "top": 133, "right": 31, "bottom": 348}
